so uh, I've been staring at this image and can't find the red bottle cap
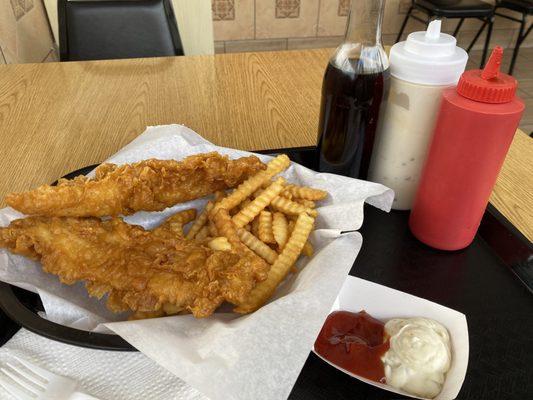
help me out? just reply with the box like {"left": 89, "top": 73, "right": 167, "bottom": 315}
{"left": 456, "top": 47, "right": 517, "bottom": 104}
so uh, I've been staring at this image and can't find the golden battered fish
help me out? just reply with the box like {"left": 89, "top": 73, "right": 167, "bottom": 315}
{"left": 0, "top": 215, "right": 269, "bottom": 318}
{"left": 6, "top": 153, "right": 265, "bottom": 217}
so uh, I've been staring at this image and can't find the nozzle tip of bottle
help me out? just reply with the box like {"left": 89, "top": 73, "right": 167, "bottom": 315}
{"left": 425, "top": 20, "right": 441, "bottom": 40}
{"left": 481, "top": 46, "right": 503, "bottom": 80}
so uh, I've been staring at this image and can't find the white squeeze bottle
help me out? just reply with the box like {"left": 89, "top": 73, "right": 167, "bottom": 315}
{"left": 368, "top": 20, "right": 468, "bottom": 210}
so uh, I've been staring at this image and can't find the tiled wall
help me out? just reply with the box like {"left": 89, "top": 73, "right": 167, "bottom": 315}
{"left": 1, "top": 0, "right": 530, "bottom": 64}
{"left": 212, "top": 0, "right": 532, "bottom": 54}
{"left": 0, "top": 0, "right": 57, "bottom": 64}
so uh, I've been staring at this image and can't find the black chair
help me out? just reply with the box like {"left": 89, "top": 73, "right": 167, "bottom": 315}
{"left": 58, "top": 0, "right": 184, "bottom": 61}
{"left": 397, "top": 0, "right": 495, "bottom": 67}
{"left": 495, "top": 0, "right": 532, "bottom": 74}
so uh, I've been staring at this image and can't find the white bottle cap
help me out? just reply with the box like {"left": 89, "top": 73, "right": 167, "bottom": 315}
{"left": 390, "top": 20, "right": 468, "bottom": 85}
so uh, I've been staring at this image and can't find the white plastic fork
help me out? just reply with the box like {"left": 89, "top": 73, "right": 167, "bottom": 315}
{"left": 0, "top": 356, "right": 99, "bottom": 400}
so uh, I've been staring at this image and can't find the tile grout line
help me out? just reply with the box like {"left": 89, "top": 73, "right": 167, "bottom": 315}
{"left": 220, "top": 38, "right": 533, "bottom": 50}
{"left": 226, "top": 36, "right": 343, "bottom": 52}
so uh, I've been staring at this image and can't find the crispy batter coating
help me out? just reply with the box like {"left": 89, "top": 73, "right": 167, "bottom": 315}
{"left": 0, "top": 216, "right": 269, "bottom": 318}
{"left": 6, "top": 153, "right": 265, "bottom": 217}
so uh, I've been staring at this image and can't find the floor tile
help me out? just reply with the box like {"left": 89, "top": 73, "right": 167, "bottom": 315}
{"left": 517, "top": 47, "right": 533, "bottom": 60}
{"left": 520, "top": 97, "right": 533, "bottom": 126}
{"left": 518, "top": 88, "right": 531, "bottom": 99}
{"left": 470, "top": 49, "right": 533, "bottom": 134}
{"left": 519, "top": 124, "right": 533, "bottom": 135}
{"left": 517, "top": 79, "right": 533, "bottom": 97}
{"left": 382, "top": 34, "right": 398, "bottom": 46}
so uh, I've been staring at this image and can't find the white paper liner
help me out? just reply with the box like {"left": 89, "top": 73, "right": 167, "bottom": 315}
{"left": 0, "top": 125, "right": 395, "bottom": 400}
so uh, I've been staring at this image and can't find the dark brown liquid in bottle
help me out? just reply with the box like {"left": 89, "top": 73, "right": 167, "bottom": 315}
{"left": 317, "top": 60, "right": 390, "bottom": 179}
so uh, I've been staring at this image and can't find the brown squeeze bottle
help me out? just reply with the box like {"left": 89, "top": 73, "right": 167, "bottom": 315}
{"left": 316, "top": 0, "right": 390, "bottom": 180}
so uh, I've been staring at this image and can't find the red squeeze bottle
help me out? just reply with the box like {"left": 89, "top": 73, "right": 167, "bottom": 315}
{"left": 409, "top": 47, "right": 525, "bottom": 251}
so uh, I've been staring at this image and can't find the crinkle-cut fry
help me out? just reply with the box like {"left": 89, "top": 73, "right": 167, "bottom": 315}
{"left": 213, "top": 209, "right": 270, "bottom": 284}
{"left": 280, "top": 191, "right": 293, "bottom": 200}
{"left": 288, "top": 220, "right": 295, "bottom": 232}
{"left": 237, "top": 228, "right": 278, "bottom": 264}
{"left": 282, "top": 185, "right": 328, "bottom": 201}
{"left": 272, "top": 212, "right": 289, "bottom": 249}
{"left": 287, "top": 219, "right": 313, "bottom": 258}
{"left": 235, "top": 213, "right": 315, "bottom": 313}
{"left": 232, "top": 178, "right": 286, "bottom": 228}
{"left": 214, "top": 191, "right": 226, "bottom": 202}
{"left": 213, "top": 154, "right": 290, "bottom": 213}
{"left": 231, "top": 199, "right": 249, "bottom": 217}
{"left": 186, "top": 202, "right": 213, "bottom": 239}
{"left": 239, "top": 198, "right": 251, "bottom": 210}
{"left": 208, "top": 220, "right": 218, "bottom": 237}
{"left": 286, "top": 219, "right": 296, "bottom": 271}
{"left": 303, "top": 241, "right": 314, "bottom": 257}
{"left": 282, "top": 217, "right": 306, "bottom": 272}
{"left": 212, "top": 208, "right": 247, "bottom": 253}
{"left": 169, "top": 223, "right": 184, "bottom": 237}
{"left": 208, "top": 236, "right": 232, "bottom": 251}
{"left": 265, "top": 152, "right": 289, "bottom": 174}
{"left": 251, "top": 216, "right": 260, "bottom": 237}
{"left": 172, "top": 209, "right": 197, "bottom": 224}
{"left": 294, "top": 199, "right": 316, "bottom": 209}
{"left": 270, "top": 196, "right": 317, "bottom": 217}
{"left": 257, "top": 211, "right": 276, "bottom": 244}
{"left": 261, "top": 179, "right": 273, "bottom": 189}
{"left": 244, "top": 224, "right": 251, "bottom": 231}
{"left": 195, "top": 226, "right": 209, "bottom": 241}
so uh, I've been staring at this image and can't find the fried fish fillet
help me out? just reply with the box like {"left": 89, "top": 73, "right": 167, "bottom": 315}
{"left": 6, "top": 153, "right": 265, "bottom": 217}
{"left": 0, "top": 216, "right": 269, "bottom": 318}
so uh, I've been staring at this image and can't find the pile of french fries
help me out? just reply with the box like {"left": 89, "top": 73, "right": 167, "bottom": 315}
{"left": 173, "top": 154, "right": 328, "bottom": 313}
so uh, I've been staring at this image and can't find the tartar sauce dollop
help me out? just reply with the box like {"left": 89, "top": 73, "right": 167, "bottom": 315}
{"left": 381, "top": 318, "right": 452, "bottom": 398}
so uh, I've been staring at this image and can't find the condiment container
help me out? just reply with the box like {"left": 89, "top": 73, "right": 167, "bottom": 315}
{"left": 409, "top": 47, "right": 525, "bottom": 251}
{"left": 368, "top": 20, "right": 467, "bottom": 210}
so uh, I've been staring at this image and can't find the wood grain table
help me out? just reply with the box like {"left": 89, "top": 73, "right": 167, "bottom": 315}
{"left": 0, "top": 49, "right": 531, "bottom": 241}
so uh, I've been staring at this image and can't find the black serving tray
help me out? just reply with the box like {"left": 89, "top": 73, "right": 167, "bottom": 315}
{"left": 1, "top": 147, "right": 532, "bottom": 399}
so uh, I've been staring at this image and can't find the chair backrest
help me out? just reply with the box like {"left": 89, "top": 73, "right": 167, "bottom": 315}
{"left": 58, "top": 0, "right": 184, "bottom": 61}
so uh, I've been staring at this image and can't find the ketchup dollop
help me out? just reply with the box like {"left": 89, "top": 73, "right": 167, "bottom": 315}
{"left": 314, "top": 310, "right": 389, "bottom": 382}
